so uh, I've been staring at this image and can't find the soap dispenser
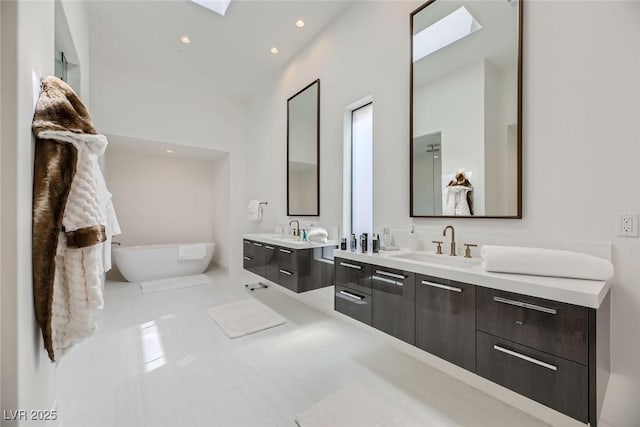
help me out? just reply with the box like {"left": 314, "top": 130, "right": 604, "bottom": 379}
{"left": 408, "top": 226, "right": 420, "bottom": 251}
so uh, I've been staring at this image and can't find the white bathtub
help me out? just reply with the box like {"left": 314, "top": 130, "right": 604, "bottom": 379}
{"left": 113, "top": 242, "right": 215, "bottom": 283}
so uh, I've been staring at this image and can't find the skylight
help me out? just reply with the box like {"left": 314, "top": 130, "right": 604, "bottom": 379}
{"left": 190, "top": 0, "right": 232, "bottom": 16}
{"left": 413, "top": 6, "right": 482, "bottom": 62}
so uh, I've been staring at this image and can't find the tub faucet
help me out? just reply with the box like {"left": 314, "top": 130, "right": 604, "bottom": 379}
{"left": 289, "top": 220, "right": 300, "bottom": 237}
{"left": 443, "top": 225, "right": 456, "bottom": 256}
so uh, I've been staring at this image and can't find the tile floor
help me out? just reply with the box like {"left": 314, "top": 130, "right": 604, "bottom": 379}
{"left": 57, "top": 268, "right": 550, "bottom": 427}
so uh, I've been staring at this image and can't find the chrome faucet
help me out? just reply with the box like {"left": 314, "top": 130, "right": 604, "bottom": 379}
{"left": 289, "top": 220, "right": 300, "bottom": 237}
{"left": 443, "top": 225, "right": 456, "bottom": 256}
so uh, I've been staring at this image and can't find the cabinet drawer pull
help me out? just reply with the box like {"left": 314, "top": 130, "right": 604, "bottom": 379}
{"left": 243, "top": 256, "right": 253, "bottom": 261}
{"left": 244, "top": 241, "right": 251, "bottom": 245}
{"left": 264, "top": 245, "right": 275, "bottom": 250}
{"left": 493, "top": 296, "right": 557, "bottom": 315}
{"left": 372, "top": 275, "right": 402, "bottom": 286}
{"left": 338, "top": 290, "right": 364, "bottom": 301}
{"left": 279, "top": 269, "right": 293, "bottom": 276}
{"left": 493, "top": 345, "right": 558, "bottom": 371}
{"left": 374, "top": 270, "right": 406, "bottom": 280}
{"left": 253, "top": 242, "right": 263, "bottom": 247}
{"left": 279, "top": 249, "right": 292, "bottom": 254}
{"left": 339, "top": 262, "right": 362, "bottom": 270}
{"left": 421, "top": 280, "right": 462, "bottom": 293}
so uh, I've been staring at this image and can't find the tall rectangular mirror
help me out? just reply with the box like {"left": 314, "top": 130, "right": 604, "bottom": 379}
{"left": 288, "top": 79, "right": 320, "bottom": 216}
{"left": 410, "top": 0, "right": 522, "bottom": 218}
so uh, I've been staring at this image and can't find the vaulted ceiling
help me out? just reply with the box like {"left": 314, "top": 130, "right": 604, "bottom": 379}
{"left": 88, "top": 0, "right": 353, "bottom": 99}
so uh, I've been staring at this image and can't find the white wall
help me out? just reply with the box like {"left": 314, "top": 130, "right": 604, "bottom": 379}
{"left": 246, "top": 1, "right": 413, "bottom": 233}
{"left": 104, "top": 148, "right": 230, "bottom": 268}
{"left": 1, "top": 1, "right": 56, "bottom": 420}
{"left": 89, "top": 57, "right": 248, "bottom": 273}
{"left": 210, "top": 155, "right": 230, "bottom": 269}
{"left": 245, "top": 1, "right": 640, "bottom": 425}
{"left": 1, "top": 0, "right": 90, "bottom": 419}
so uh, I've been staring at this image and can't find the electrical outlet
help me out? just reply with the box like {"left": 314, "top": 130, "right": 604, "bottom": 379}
{"left": 617, "top": 213, "right": 638, "bottom": 237}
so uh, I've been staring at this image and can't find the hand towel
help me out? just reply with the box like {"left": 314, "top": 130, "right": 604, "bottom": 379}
{"left": 247, "top": 200, "right": 262, "bottom": 222}
{"left": 178, "top": 244, "right": 206, "bottom": 261}
{"left": 481, "top": 245, "right": 614, "bottom": 281}
{"left": 307, "top": 227, "right": 328, "bottom": 243}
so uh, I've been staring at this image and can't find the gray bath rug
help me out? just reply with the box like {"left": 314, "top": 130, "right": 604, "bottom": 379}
{"left": 140, "top": 274, "right": 211, "bottom": 294}
{"left": 207, "top": 298, "right": 286, "bottom": 338}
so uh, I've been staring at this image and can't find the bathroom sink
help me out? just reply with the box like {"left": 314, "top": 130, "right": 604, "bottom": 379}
{"left": 263, "top": 234, "right": 303, "bottom": 243}
{"left": 389, "top": 252, "right": 480, "bottom": 269}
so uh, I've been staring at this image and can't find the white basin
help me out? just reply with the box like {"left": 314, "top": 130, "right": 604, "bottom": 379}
{"left": 262, "top": 234, "right": 304, "bottom": 243}
{"left": 389, "top": 251, "right": 481, "bottom": 269}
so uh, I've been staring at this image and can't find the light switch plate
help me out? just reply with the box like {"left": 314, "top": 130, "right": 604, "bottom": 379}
{"left": 617, "top": 213, "right": 638, "bottom": 237}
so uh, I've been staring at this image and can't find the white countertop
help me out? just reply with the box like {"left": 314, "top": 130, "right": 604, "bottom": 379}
{"left": 243, "top": 233, "right": 339, "bottom": 250}
{"left": 335, "top": 249, "right": 610, "bottom": 309}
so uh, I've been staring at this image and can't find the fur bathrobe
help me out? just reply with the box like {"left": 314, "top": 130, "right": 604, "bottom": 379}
{"left": 32, "top": 77, "right": 110, "bottom": 362}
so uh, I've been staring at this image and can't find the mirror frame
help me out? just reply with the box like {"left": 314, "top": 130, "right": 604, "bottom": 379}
{"left": 409, "top": 0, "right": 523, "bottom": 219}
{"left": 287, "top": 79, "right": 320, "bottom": 216}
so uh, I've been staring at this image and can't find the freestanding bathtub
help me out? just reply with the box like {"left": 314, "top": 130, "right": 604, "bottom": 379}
{"left": 113, "top": 242, "right": 215, "bottom": 283}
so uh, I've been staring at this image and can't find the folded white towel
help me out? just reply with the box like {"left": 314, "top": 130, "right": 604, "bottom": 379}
{"left": 307, "top": 227, "right": 328, "bottom": 243}
{"left": 247, "top": 200, "right": 262, "bottom": 222}
{"left": 178, "top": 244, "right": 206, "bottom": 261}
{"left": 481, "top": 245, "right": 614, "bottom": 281}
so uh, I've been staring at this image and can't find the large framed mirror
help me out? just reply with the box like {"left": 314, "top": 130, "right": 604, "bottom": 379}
{"left": 410, "top": 0, "right": 522, "bottom": 218}
{"left": 287, "top": 79, "right": 320, "bottom": 216}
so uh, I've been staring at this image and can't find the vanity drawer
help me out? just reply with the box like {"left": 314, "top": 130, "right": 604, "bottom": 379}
{"left": 335, "top": 285, "right": 371, "bottom": 326}
{"left": 416, "top": 274, "right": 476, "bottom": 372}
{"left": 371, "top": 268, "right": 415, "bottom": 345}
{"left": 334, "top": 258, "right": 371, "bottom": 296}
{"left": 476, "top": 287, "right": 588, "bottom": 365}
{"left": 277, "top": 247, "right": 296, "bottom": 270}
{"left": 263, "top": 244, "right": 278, "bottom": 283}
{"left": 243, "top": 240, "right": 255, "bottom": 269}
{"left": 277, "top": 267, "right": 298, "bottom": 292}
{"left": 477, "top": 332, "right": 588, "bottom": 423}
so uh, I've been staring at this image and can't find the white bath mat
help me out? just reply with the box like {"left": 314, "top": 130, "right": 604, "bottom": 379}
{"left": 207, "top": 298, "right": 286, "bottom": 338}
{"left": 296, "top": 383, "right": 421, "bottom": 427}
{"left": 140, "top": 274, "right": 211, "bottom": 294}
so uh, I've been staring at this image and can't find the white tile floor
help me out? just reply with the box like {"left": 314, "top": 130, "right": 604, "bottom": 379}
{"left": 57, "top": 268, "right": 550, "bottom": 427}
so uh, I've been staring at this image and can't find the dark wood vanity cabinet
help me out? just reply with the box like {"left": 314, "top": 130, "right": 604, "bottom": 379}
{"left": 276, "top": 247, "right": 304, "bottom": 292}
{"left": 477, "top": 331, "right": 589, "bottom": 422}
{"left": 250, "top": 241, "right": 266, "bottom": 276}
{"left": 243, "top": 239, "right": 334, "bottom": 293}
{"left": 415, "top": 274, "right": 476, "bottom": 371}
{"left": 334, "top": 258, "right": 372, "bottom": 325}
{"left": 335, "top": 258, "right": 372, "bottom": 296}
{"left": 335, "top": 285, "right": 372, "bottom": 325}
{"left": 243, "top": 240, "right": 256, "bottom": 271}
{"left": 263, "top": 244, "right": 278, "bottom": 283}
{"left": 476, "top": 287, "right": 588, "bottom": 364}
{"left": 476, "top": 287, "right": 610, "bottom": 426}
{"left": 371, "top": 267, "right": 415, "bottom": 345}
{"left": 332, "top": 256, "right": 610, "bottom": 426}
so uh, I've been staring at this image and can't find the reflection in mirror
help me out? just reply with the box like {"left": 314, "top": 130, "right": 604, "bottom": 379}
{"left": 410, "top": 0, "right": 521, "bottom": 218}
{"left": 287, "top": 79, "right": 320, "bottom": 216}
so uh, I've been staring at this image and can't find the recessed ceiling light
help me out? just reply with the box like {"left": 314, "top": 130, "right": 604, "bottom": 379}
{"left": 166, "top": 149, "right": 174, "bottom": 154}
{"left": 180, "top": 35, "right": 191, "bottom": 44}
{"left": 270, "top": 47, "right": 279, "bottom": 54}
{"left": 296, "top": 19, "right": 305, "bottom": 28}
